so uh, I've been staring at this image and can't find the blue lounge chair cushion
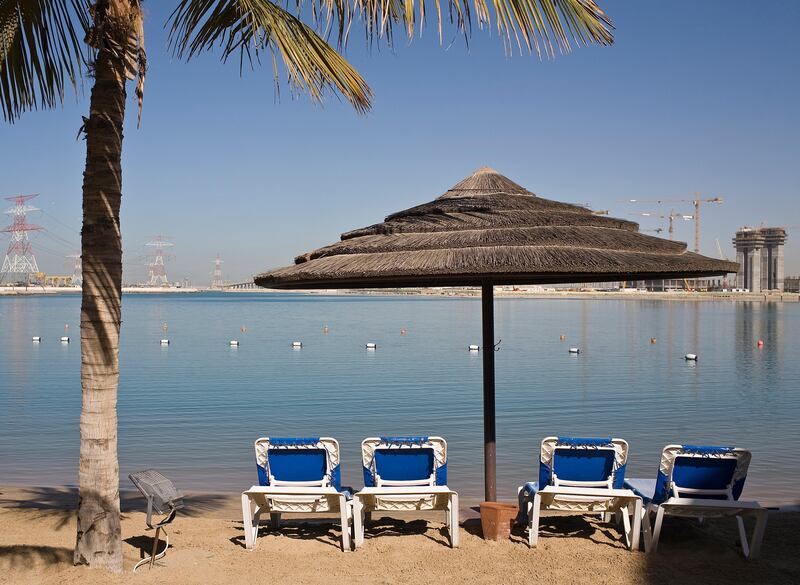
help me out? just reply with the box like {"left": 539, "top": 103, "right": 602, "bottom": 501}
{"left": 539, "top": 440, "right": 625, "bottom": 489}
{"left": 631, "top": 445, "right": 749, "bottom": 506}
{"left": 371, "top": 448, "right": 435, "bottom": 482}
{"left": 362, "top": 437, "right": 448, "bottom": 487}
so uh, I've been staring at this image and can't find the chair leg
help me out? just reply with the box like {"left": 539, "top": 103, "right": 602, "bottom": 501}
{"left": 353, "top": 497, "right": 365, "bottom": 549}
{"left": 529, "top": 493, "right": 541, "bottom": 548}
{"left": 339, "top": 497, "right": 351, "bottom": 552}
{"left": 241, "top": 494, "right": 256, "bottom": 550}
{"left": 149, "top": 526, "right": 162, "bottom": 569}
{"left": 620, "top": 505, "right": 632, "bottom": 549}
{"left": 270, "top": 512, "right": 281, "bottom": 529}
{"left": 651, "top": 506, "right": 665, "bottom": 553}
{"left": 737, "top": 516, "right": 750, "bottom": 558}
{"left": 641, "top": 506, "right": 653, "bottom": 553}
{"left": 631, "top": 499, "right": 642, "bottom": 552}
{"left": 748, "top": 509, "right": 768, "bottom": 560}
{"left": 450, "top": 493, "right": 460, "bottom": 548}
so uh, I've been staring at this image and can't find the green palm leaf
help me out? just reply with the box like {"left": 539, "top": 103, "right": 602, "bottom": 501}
{"left": 0, "top": 0, "right": 89, "bottom": 122}
{"left": 168, "top": 0, "right": 612, "bottom": 114}
{"left": 169, "top": 0, "right": 373, "bottom": 112}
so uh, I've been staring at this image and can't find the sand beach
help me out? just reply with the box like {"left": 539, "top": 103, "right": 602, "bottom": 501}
{"left": 1, "top": 486, "right": 797, "bottom": 585}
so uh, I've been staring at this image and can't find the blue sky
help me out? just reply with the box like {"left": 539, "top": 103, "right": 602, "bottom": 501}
{"left": 2, "top": 0, "right": 798, "bottom": 284}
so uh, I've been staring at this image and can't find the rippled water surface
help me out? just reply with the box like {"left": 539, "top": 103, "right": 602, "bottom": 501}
{"left": 1, "top": 293, "right": 798, "bottom": 506}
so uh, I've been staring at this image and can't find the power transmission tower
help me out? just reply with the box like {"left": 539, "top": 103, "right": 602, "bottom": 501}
{"left": 145, "top": 236, "right": 174, "bottom": 286}
{"left": 67, "top": 253, "right": 82, "bottom": 287}
{"left": 211, "top": 254, "right": 224, "bottom": 288}
{"left": 1, "top": 194, "right": 43, "bottom": 285}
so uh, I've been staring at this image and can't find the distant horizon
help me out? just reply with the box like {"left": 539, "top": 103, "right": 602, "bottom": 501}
{"left": 2, "top": 0, "right": 798, "bottom": 283}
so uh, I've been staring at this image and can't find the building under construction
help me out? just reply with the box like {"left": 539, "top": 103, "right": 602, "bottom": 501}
{"left": 733, "top": 227, "right": 788, "bottom": 292}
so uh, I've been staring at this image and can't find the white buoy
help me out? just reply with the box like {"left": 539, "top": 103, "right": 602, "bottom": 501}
{"left": 160, "top": 339, "right": 170, "bottom": 345}
{"left": 685, "top": 353, "right": 698, "bottom": 361}
{"left": 229, "top": 340, "right": 239, "bottom": 347}
{"left": 60, "top": 336, "right": 70, "bottom": 343}
{"left": 365, "top": 342, "right": 377, "bottom": 350}
{"left": 569, "top": 347, "right": 581, "bottom": 354}
{"left": 292, "top": 341, "right": 303, "bottom": 348}
{"left": 32, "top": 336, "right": 41, "bottom": 343}
{"left": 468, "top": 344, "right": 480, "bottom": 352}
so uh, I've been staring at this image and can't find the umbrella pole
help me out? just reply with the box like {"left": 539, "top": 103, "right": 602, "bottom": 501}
{"left": 481, "top": 283, "right": 496, "bottom": 502}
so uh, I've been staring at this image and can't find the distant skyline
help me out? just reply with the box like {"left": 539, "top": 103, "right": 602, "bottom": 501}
{"left": 2, "top": 0, "right": 798, "bottom": 284}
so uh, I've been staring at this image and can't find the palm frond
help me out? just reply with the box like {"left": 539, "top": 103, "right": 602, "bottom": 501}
{"left": 343, "top": 0, "right": 612, "bottom": 56}
{"left": 0, "top": 0, "right": 89, "bottom": 122}
{"left": 168, "top": 0, "right": 372, "bottom": 113}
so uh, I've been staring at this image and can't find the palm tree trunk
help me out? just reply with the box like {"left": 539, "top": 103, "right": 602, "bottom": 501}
{"left": 73, "top": 29, "right": 127, "bottom": 572}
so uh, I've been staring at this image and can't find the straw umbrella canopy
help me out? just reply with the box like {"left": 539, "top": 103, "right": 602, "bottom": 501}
{"left": 254, "top": 167, "right": 737, "bottom": 501}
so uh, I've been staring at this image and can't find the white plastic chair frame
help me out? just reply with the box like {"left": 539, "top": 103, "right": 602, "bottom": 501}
{"left": 241, "top": 437, "right": 353, "bottom": 552}
{"left": 641, "top": 454, "right": 768, "bottom": 559}
{"left": 520, "top": 438, "right": 641, "bottom": 550}
{"left": 353, "top": 437, "right": 458, "bottom": 549}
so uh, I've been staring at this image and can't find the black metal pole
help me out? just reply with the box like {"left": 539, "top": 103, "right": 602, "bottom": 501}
{"left": 481, "top": 282, "right": 496, "bottom": 502}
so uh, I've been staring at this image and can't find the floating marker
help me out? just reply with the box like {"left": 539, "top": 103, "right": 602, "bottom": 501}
{"left": 229, "top": 340, "right": 239, "bottom": 347}
{"left": 685, "top": 353, "right": 698, "bottom": 361}
{"left": 757, "top": 339, "right": 764, "bottom": 348}
{"left": 569, "top": 347, "right": 580, "bottom": 354}
{"left": 160, "top": 339, "right": 170, "bottom": 345}
{"left": 468, "top": 344, "right": 480, "bottom": 352}
{"left": 292, "top": 341, "right": 303, "bottom": 348}
{"left": 32, "top": 336, "right": 41, "bottom": 343}
{"left": 60, "top": 336, "right": 70, "bottom": 343}
{"left": 365, "top": 342, "right": 377, "bottom": 350}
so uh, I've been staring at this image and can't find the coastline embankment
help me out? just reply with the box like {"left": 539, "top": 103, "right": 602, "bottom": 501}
{"left": 2, "top": 285, "right": 798, "bottom": 302}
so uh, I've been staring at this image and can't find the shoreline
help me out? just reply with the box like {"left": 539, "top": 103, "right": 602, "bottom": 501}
{"left": 1, "top": 483, "right": 797, "bottom": 517}
{"left": 1, "top": 286, "right": 798, "bottom": 302}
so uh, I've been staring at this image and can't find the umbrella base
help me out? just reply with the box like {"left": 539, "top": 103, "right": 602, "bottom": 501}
{"left": 480, "top": 502, "right": 518, "bottom": 541}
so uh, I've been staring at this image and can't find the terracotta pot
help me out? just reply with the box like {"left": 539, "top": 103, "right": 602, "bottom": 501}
{"left": 480, "top": 502, "right": 518, "bottom": 541}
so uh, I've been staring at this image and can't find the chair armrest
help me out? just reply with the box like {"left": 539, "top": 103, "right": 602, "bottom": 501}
{"left": 355, "top": 486, "right": 457, "bottom": 497}
{"left": 539, "top": 486, "right": 639, "bottom": 499}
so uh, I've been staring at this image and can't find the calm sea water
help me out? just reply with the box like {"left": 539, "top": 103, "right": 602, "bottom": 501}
{"left": 1, "top": 293, "right": 798, "bottom": 506}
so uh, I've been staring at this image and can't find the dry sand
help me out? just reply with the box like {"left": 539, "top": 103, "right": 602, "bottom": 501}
{"left": 0, "top": 486, "right": 797, "bottom": 585}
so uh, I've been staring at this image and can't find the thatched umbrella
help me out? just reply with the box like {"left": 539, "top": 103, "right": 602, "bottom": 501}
{"left": 254, "top": 167, "right": 737, "bottom": 501}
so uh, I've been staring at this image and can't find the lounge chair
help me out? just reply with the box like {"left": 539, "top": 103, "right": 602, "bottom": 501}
{"left": 241, "top": 437, "right": 352, "bottom": 551}
{"left": 353, "top": 436, "right": 459, "bottom": 548}
{"left": 624, "top": 444, "right": 768, "bottom": 559}
{"left": 518, "top": 436, "right": 642, "bottom": 550}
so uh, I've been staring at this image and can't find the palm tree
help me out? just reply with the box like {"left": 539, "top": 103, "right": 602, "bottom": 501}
{"left": 1, "top": 0, "right": 613, "bottom": 572}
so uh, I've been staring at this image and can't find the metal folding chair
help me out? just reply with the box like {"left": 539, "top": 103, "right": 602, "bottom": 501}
{"left": 128, "top": 469, "right": 184, "bottom": 571}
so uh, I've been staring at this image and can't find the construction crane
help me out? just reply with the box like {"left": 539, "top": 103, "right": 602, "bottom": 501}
{"left": 579, "top": 204, "right": 611, "bottom": 216}
{"left": 629, "top": 211, "right": 693, "bottom": 241}
{"left": 625, "top": 194, "right": 723, "bottom": 253}
{"left": 715, "top": 238, "right": 731, "bottom": 289}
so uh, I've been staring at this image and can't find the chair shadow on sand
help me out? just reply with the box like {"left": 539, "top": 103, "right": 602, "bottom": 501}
{"left": 462, "top": 510, "right": 631, "bottom": 550}
{"left": 229, "top": 516, "right": 454, "bottom": 550}
{"left": 123, "top": 534, "right": 174, "bottom": 561}
{"left": 229, "top": 518, "right": 345, "bottom": 550}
